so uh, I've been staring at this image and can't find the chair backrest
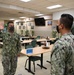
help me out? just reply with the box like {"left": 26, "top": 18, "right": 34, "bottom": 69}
{"left": 36, "top": 36, "right": 40, "bottom": 39}
{"left": 31, "top": 39, "right": 37, "bottom": 47}
{"left": 26, "top": 44, "right": 33, "bottom": 49}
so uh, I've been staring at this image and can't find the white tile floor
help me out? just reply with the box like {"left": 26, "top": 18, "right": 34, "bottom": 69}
{"left": 0, "top": 47, "right": 51, "bottom": 75}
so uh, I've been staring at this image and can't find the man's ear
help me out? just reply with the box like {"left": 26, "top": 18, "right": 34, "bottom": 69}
{"left": 60, "top": 24, "right": 64, "bottom": 29}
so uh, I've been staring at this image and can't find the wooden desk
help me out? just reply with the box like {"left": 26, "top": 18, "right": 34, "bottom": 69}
{"left": 21, "top": 45, "right": 53, "bottom": 56}
{"left": 49, "top": 38, "right": 56, "bottom": 41}
{"left": 31, "top": 36, "right": 37, "bottom": 39}
{"left": 37, "top": 39, "right": 46, "bottom": 42}
{"left": 28, "top": 36, "right": 37, "bottom": 39}
{"left": 21, "top": 45, "right": 53, "bottom": 74}
{"left": 21, "top": 40, "right": 32, "bottom": 44}
{"left": 21, "top": 38, "right": 46, "bottom": 44}
{"left": 20, "top": 36, "right": 37, "bottom": 41}
{"left": 20, "top": 36, "right": 30, "bottom": 41}
{"left": 0, "top": 42, "right": 3, "bottom": 45}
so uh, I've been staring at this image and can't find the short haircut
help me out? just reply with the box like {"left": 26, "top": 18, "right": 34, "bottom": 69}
{"left": 7, "top": 21, "right": 13, "bottom": 26}
{"left": 60, "top": 14, "right": 74, "bottom": 29}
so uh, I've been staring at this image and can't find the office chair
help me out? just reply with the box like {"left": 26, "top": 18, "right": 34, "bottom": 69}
{"left": 31, "top": 39, "right": 37, "bottom": 47}
{"left": 36, "top": 36, "right": 40, "bottom": 39}
{"left": 36, "top": 36, "right": 42, "bottom": 46}
{"left": 25, "top": 39, "right": 41, "bottom": 72}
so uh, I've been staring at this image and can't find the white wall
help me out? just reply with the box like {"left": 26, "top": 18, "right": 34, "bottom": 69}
{"left": 53, "top": 9, "right": 74, "bottom": 20}
{"left": 34, "top": 26, "right": 52, "bottom": 38}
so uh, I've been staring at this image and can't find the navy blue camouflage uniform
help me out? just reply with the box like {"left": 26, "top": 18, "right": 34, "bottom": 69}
{"left": 0, "top": 31, "right": 21, "bottom": 75}
{"left": 51, "top": 32, "right": 74, "bottom": 75}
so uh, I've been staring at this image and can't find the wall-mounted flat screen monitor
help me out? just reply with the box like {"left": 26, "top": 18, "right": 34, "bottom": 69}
{"left": 34, "top": 18, "right": 45, "bottom": 26}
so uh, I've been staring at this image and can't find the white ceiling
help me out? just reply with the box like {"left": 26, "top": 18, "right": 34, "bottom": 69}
{"left": 0, "top": 0, "right": 74, "bottom": 20}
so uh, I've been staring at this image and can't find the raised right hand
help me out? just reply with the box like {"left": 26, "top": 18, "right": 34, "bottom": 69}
{"left": 0, "top": 22, "right": 4, "bottom": 30}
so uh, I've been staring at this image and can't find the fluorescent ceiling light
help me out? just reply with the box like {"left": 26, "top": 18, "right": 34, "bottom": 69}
{"left": 19, "top": 17, "right": 26, "bottom": 18}
{"left": 35, "top": 14, "right": 44, "bottom": 16}
{"left": 9, "top": 18, "right": 15, "bottom": 20}
{"left": 20, "top": 0, "right": 31, "bottom": 2}
{"left": 47, "top": 4, "right": 62, "bottom": 9}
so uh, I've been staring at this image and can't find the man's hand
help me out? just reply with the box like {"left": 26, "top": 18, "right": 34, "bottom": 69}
{"left": 17, "top": 53, "right": 21, "bottom": 57}
{"left": 0, "top": 22, "right": 4, "bottom": 30}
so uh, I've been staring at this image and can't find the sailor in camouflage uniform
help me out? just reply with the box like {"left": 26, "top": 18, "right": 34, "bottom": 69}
{"left": 51, "top": 14, "right": 74, "bottom": 75}
{"left": 0, "top": 21, "right": 21, "bottom": 75}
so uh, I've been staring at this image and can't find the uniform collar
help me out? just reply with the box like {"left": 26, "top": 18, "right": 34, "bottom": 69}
{"left": 7, "top": 31, "right": 15, "bottom": 35}
{"left": 62, "top": 32, "right": 72, "bottom": 37}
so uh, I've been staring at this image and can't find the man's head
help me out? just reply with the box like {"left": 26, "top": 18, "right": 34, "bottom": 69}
{"left": 57, "top": 14, "right": 73, "bottom": 35}
{"left": 7, "top": 21, "right": 14, "bottom": 32}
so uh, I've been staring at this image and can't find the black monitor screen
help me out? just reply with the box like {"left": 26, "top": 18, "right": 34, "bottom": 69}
{"left": 34, "top": 18, "right": 45, "bottom": 26}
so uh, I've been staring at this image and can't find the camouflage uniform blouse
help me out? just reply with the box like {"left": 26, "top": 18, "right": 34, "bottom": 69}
{"left": 0, "top": 31, "right": 21, "bottom": 57}
{"left": 51, "top": 32, "right": 74, "bottom": 75}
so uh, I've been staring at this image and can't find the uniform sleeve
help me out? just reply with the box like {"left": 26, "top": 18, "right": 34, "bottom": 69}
{"left": 0, "top": 30, "right": 3, "bottom": 38}
{"left": 17, "top": 35, "right": 21, "bottom": 53}
{"left": 51, "top": 42, "right": 66, "bottom": 75}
